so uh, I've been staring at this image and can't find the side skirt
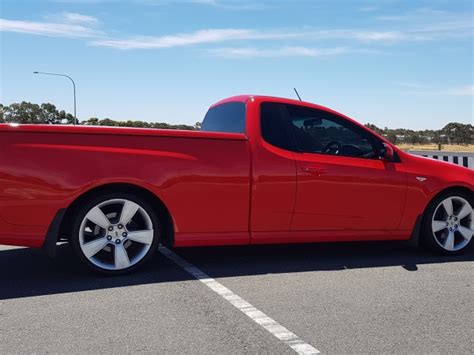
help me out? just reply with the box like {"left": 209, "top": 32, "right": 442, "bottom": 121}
{"left": 251, "top": 230, "right": 411, "bottom": 245}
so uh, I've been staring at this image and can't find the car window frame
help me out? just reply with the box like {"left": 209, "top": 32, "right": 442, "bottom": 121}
{"left": 260, "top": 101, "right": 384, "bottom": 160}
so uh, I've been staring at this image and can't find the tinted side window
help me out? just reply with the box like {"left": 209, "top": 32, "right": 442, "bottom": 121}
{"left": 261, "top": 102, "right": 295, "bottom": 151}
{"left": 287, "top": 105, "right": 377, "bottom": 158}
{"left": 201, "top": 102, "right": 246, "bottom": 133}
{"left": 261, "top": 102, "right": 378, "bottom": 159}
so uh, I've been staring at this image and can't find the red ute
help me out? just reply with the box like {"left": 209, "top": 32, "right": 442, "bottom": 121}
{"left": 0, "top": 95, "right": 473, "bottom": 274}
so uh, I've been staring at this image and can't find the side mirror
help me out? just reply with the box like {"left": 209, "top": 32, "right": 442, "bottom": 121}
{"left": 379, "top": 142, "right": 394, "bottom": 162}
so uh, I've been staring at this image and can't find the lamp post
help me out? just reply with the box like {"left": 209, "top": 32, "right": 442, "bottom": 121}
{"left": 33, "top": 71, "right": 77, "bottom": 125}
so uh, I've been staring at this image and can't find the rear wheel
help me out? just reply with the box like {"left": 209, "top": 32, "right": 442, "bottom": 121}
{"left": 421, "top": 190, "right": 473, "bottom": 254}
{"left": 71, "top": 192, "right": 160, "bottom": 275}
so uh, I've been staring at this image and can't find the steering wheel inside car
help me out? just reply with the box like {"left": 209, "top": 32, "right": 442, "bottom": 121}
{"left": 322, "top": 141, "right": 341, "bottom": 154}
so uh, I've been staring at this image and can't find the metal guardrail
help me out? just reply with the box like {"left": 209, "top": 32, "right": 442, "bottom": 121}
{"left": 409, "top": 150, "right": 474, "bottom": 169}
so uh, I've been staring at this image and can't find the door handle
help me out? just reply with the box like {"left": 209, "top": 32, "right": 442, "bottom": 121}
{"left": 301, "top": 166, "right": 326, "bottom": 176}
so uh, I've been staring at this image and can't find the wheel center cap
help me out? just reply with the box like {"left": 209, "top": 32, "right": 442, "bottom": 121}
{"left": 108, "top": 225, "right": 127, "bottom": 242}
{"left": 447, "top": 217, "right": 458, "bottom": 230}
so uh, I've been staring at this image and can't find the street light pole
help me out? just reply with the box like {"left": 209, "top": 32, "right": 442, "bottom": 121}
{"left": 33, "top": 71, "right": 77, "bottom": 125}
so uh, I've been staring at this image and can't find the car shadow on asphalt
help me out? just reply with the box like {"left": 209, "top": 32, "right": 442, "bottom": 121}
{"left": 0, "top": 241, "right": 472, "bottom": 300}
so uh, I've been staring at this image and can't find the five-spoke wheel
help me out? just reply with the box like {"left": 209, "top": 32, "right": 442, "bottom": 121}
{"left": 423, "top": 191, "right": 473, "bottom": 254}
{"left": 71, "top": 193, "right": 160, "bottom": 274}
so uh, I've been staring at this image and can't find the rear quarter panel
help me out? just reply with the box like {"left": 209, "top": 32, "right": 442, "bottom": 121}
{"left": 0, "top": 128, "right": 251, "bottom": 246}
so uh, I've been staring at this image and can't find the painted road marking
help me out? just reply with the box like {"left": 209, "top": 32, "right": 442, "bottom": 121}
{"left": 159, "top": 246, "right": 320, "bottom": 354}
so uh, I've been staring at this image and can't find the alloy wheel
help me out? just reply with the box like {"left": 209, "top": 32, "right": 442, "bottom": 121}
{"left": 78, "top": 198, "right": 154, "bottom": 271}
{"left": 431, "top": 196, "right": 473, "bottom": 252}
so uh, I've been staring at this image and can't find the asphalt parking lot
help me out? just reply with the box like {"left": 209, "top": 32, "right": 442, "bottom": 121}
{"left": 0, "top": 242, "right": 472, "bottom": 354}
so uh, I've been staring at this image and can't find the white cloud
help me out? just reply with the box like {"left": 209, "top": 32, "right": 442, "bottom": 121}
{"left": 2, "top": 9, "right": 471, "bottom": 52}
{"left": 190, "top": 0, "right": 266, "bottom": 10}
{"left": 402, "top": 85, "right": 474, "bottom": 97}
{"left": 51, "top": 0, "right": 108, "bottom": 3}
{"left": 59, "top": 12, "right": 99, "bottom": 24}
{"left": 393, "top": 81, "right": 426, "bottom": 89}
{"left": 351, "top": 31, "right": 403, "bottom": 41}
{"left": 190, "top": 0, "right": 217, "bottom": 4}
{"left": 90, "top": 27, "right": 412, "bottom": 50}
{"left": 0, "top": 18, "right": 101, "bottom": 37}
{"left": 90, "top": 28, "right": 302, "bottom": 49}
{"left": 137, "top": 0, "right": 266, "bottom": 10}
{"left": 358, "top": 6, "right": 378, "bottom": 12}
{"left": 376, "top": 8, "right": 452, "bottom": 22}
{"left": 445, "top": 85, "right": 474, "bottom": 96}
{"left": 209, "top": 46, "right": 349, "bottom": 58}
{"left": 90, "top": 29, "right": 247, "bottom": 49}
{"left": 375, "top": 8, "right": 473, "bottom": 41}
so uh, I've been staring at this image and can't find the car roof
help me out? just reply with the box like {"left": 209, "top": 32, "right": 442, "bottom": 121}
{"left": 209, "top": 94, "right": 394, "bottom": 147}
{"left": 211, "top": 95, "right": 310, "bottom": 108}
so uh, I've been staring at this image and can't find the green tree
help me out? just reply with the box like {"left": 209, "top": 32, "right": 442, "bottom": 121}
{"left": 2, "top": 101, "right": 74, "bottom": 124}
{"left": 365, "top": 123, "right": 383, "bottom": 135}
{"left": 2, "top": 101, "right": 471, "bottom": 142}
{"left": 39, "top": 103, "right": 62, "bottom": 124}
{"left": 82, "top": 117, "right": 100, "bottom": 125}
{"left": 442, "top": 122, "right": 473, "bottom": 145}
{"left": 98, "top": 118, "right": 119, "bottom": 127}
{"left": 386, "top": 132, "right": 398, "bottom": 144}
{"left": 58, "top": 110, "right": 76, "bottom": 124}
{"left": 4, "top": 102, "right": 43, "bottom": 123}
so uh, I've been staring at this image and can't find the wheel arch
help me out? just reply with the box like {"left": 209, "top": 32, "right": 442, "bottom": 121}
{"left": 58, "top": 183, "right": 175, "bottom": 247}
{"left": 415, "top": 185, "right": 473, "bottom": 245}
{"left": 425, "top": 186, "right": 473, "bottom": 211}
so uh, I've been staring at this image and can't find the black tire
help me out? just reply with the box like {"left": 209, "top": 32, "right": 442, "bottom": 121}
{"left": 421, "top": 189, "right": 474, "bottom": 255}
{"left": 70, "top": 192, "right": 161, "bottom": 275}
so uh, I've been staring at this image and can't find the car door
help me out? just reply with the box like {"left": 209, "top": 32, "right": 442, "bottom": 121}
{"left": 264, "top": 102, "right": 407, "bottom": 232}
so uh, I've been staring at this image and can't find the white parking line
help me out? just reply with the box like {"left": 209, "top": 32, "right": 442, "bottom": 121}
{"left": 159, "top": 246, "right": 320, "bottom": 354}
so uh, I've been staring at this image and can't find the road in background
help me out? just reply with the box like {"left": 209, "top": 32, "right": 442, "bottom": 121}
{"left": 0, "top": 242, "right": 472, "bottom": 354}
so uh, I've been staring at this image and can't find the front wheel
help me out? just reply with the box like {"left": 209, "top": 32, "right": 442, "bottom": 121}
{"left": 71, "top": 192, "right": 160, "bottom": 275}
{"left": 421, "top": 191, "right": 473, "bottom": 255}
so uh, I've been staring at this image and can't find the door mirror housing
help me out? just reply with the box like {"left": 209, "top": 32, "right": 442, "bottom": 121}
{"left": 379, "top": 143, "right": 394, "bottom": 162}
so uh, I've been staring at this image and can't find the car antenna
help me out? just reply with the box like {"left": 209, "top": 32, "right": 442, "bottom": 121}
{"left": 294, "top": 88, "right": 302, "bottom": 101}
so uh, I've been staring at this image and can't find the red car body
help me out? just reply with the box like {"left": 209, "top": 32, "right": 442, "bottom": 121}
{"left": 0, "top": 95, "right": 472, "bottom": 252}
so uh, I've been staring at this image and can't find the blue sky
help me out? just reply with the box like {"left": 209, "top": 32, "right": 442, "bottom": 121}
{"left": 1, "top": 0, "right": 472, "bottom": 129}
